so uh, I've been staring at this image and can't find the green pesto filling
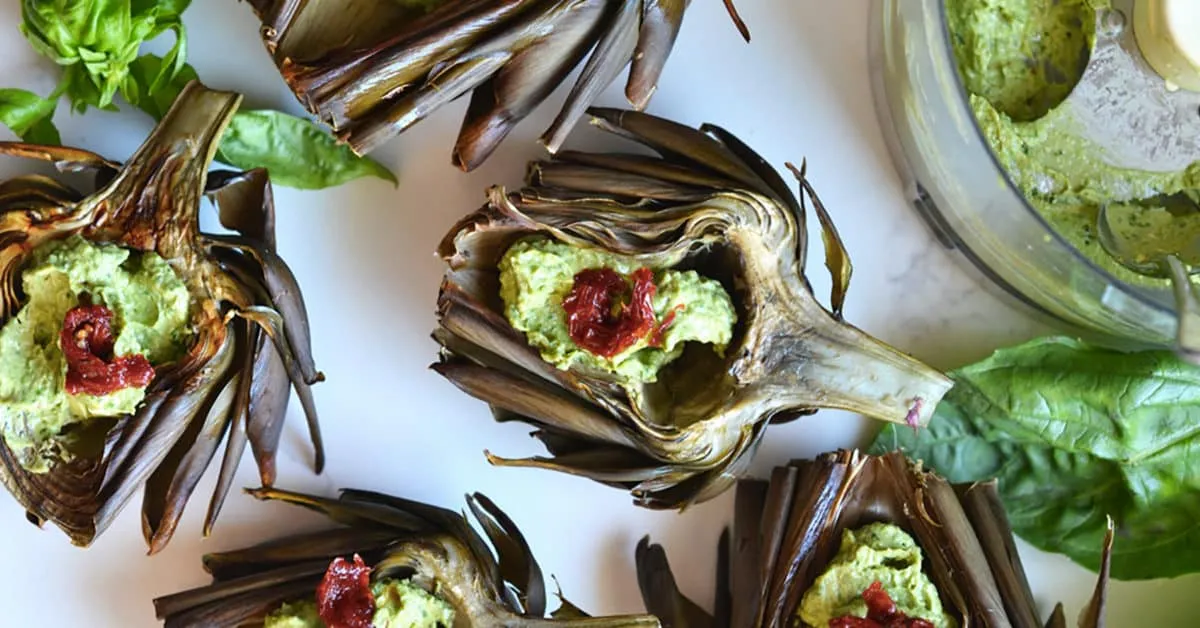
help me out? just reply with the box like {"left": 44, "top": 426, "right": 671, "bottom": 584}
{"left": 797, "top": 523, "right": 956, "bottom": 628}
{"left": 498, "top": 237, "right": 736, "bottom": 385}
{"left": 264, "top": 578, "right": 456, "bottom": 628}
{"left": 0, "top": 235, "right": 192, "bottom": 472}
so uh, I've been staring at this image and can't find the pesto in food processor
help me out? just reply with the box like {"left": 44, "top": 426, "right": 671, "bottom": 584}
{"left": 947, "top": 0, "right": 1200, "bottom": 285}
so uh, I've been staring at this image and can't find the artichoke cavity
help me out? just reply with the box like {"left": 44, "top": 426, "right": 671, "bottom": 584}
{"left": 498, "top": 237, "right": 736, "bottom": 384}
{"left": 0, "top": 235, "right": 193, "bottom": 473}
{"left": 798, "top": 522, "right": 956, "bottom": 628}
{"left": 264, "top": 578, "right": 456, "bottom": 628}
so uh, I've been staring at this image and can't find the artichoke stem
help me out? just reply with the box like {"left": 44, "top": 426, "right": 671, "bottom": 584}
{"left": 92, "top": 82, "right": 241, "bottom": 249}
{"left": 762, "top": 313, "right": 951, "bottom": 427}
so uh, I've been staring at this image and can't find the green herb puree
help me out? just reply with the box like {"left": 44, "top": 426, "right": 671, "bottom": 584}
{"left": 498, "top": 237, "right": 736, "bottom": 385}
{"left": 948, "top": 0, "right": 1200, "bottom": 286}
{"left": 0, "top": 235, "right": 192, "bottom": 472}
{"left": 264, "top": 578, "right": 456, "bottom": 628}
{"left": 798, "top": 522, "right": 955, "bottom": 628}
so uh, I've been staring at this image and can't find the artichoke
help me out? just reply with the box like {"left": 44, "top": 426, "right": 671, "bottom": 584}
{"left": 635, "top": 450, "right": 1115, "bottom": 628}
{"left": 241, "top": 0, "right": 750, "bottom": 170}
{"left": 432, "top": 108, "right": 954, "bottom": 509}
{"left": 153, "top": 487, "right": 662, "bottom": 627}
{"left": 0, "top": 81, "right": 323, "bottom": 552}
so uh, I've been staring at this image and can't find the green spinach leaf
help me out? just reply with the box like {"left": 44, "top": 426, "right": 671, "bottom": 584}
{"left": 215, "top": 110, "right": 397, "bottom": 190}
{"left": 0, "top": 88, "right": 61, "bottom": 144}
{"left": 870, "top": 336, "right": 1200, "bottom": 580}
{"left": 20, "top": 0, "right": 189, "bottom": 112}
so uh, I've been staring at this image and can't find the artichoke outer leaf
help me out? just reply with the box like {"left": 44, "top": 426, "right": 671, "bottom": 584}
{"left": 242, "top": 0, "right": 749, "bottom": 170}
{"left": 155, "top": 487, "right": 662, "bottom": 627}
{"left": 633, "top": 450, "right": 1115, "bottom": 628}
{"left": 434, "top": 107, "right": 952, "bottom": 509}
{"left": 0, "top": 80, "right": 323, "bottom": 551}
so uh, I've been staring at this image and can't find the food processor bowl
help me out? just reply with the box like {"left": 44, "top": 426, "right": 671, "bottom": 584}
{"left": 868, "top": 0, "right": 1186, "bottom": 348}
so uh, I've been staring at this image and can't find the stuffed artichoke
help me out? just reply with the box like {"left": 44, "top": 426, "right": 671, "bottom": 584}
{"left": 635, "top": 450, "right": 1114, "bottom": 628}
{"left": 0, "top": 81, "right": 323, "bottom": 552}
{"left": 241, "top": 0, "right": 750, "bottom": 170}
{"left": 154, "top": 487, "right": 662, "bottom": 627}
{"left": 433, "top": 108, "right": 953, "bottom": 509}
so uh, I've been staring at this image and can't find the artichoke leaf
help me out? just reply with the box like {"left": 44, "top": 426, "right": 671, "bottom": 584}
{"left": 454, "top": 0, "right": 609, "bottom": 170}
{"left": 142, "top": 326, "right": 240, "bottom": 553}
{"left": 786, "top": 161, "right": 850, "bottom": 318}
{"left": 542, "top": 0, "right": 642, "bottom": 153}
{"left": 157, "top": 487, "right": 662, "bottom": 627}
{"left": 205, "top": 327, "right": 255, "bottom": 533}
{"left": 636, "top": 537, "right": 713, "bottom": 628}
{"left": 207, "top": 167, "right": 276, "bottom": 246}
{"left": 285, "top": 0, "right": 538, "bottom": 125}
{"left": 0, "top": 175, "right": 84, "bottom": 213}
{"left": 0, "top": 81, "right": 323, "bottom": 551}
{"left": 435, "top": 108, "right": 951, "bottom": 509}
{"left": 245, "top": 0, "right": 748, "bottom": 169}
{"left": 202, "top": 527, "right": 401, "bottom": 580}
{"left": 634, "top": 451, "right": 1115, "bottom": 628}
{"left": 627, "top": 0, "right": 689, "bottom": 110}
{"left": 1078, "top": 518, "right": 1114, "bottom": 628}
{"left": 0, "top": 142, "right": 120, "bottom": 173}
{"left": 245, "top": 330, "right": 293, "bottom": 485}
{"left": 231, "top": 305, "right": 326, "bottom": 474}
{"left": 346, "top": 51, "right": 514, "bottom": 155}
{"left": 466, "top": 491, "right": 548, "bottom": 617}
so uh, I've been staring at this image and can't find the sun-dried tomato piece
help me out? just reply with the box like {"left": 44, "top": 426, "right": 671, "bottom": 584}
{"left": 829, "top": 581, "right": 937, "bottom": 628}
{"left": 316, "top": 554, "right": 375, "bottom": 628}
{"left": 60, "top": 304, "right": 154, "bottom": 396}
{"left": 563, "top": 267, "right": 661, "bottom": 357}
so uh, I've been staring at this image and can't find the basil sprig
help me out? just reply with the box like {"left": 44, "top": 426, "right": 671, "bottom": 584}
{"left": 2, "top": 0, "right": 395, "bottom": 190}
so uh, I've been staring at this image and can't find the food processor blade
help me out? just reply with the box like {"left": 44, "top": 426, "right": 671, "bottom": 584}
{"left": 1056, "top": 0, "right": 1200, "bottom": 172}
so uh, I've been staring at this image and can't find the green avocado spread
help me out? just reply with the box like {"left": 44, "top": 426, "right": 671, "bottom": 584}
{"left": 498, "top": 237, "right": 736, "bottom": 385}
{"left": 798, "top": 523, "right": 955, "bottom": 628}
{"left": 0, "top": 235, "right": 192, "bottom": 472}
{"left": 264, "top": 578, "right": 456, "bottom": 628}
{"left": 947, "top": 0, "right": 1200, "bottom": 285}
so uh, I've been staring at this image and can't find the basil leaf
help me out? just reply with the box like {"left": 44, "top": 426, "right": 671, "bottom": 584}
{"left": 124, "top": 53, "right": 197, "bottom": 120}
{"left": 20, "top": 0, "right": 189, "bottom": 112}
{"left": 870, "top": 336, "right": 1200, "bottom": 580}
{"left": 215, "top": 110, "right": 397, "bottom": 190}
{"left": 0, "top": 88, "right": 60, "bottom": 144}
{"left": 125, "top": 54, "right": 396, "bottom": 190}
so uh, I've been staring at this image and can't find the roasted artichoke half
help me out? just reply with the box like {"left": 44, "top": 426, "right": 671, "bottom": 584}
{"left": 635, "top": 450, "right": 1115, "bottom": 628}
{"left": 241, "top": 0, "right": 750, "bottom": 170}
{"left": 154, "top": 487, "right": 662, "bottom": 627}
{"left": 433, "top": 108, "right": 954, "bottom": 509}
{"left": 0, "top": 81, "right": 323, "bottom": 552}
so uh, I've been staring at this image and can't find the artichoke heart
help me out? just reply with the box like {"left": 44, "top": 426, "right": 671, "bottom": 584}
{"left": 0, "top": 80, "right": 324, "bottom": 552}
{"left": 241, "top": 0, "right": 750, "bottom": 169}
{"left": 433, "top": 107, "right": 954, "bottom": 509}
{"left": 153, "top": 487, "right": 662, "bottom": 628}
{"left": 635, "top": 450, "right": 1116, "bottom": 628}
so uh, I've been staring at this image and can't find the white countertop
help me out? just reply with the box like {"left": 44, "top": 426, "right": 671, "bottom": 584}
{"left": 0, "top": 0, "right": 1196, "bottom": 625}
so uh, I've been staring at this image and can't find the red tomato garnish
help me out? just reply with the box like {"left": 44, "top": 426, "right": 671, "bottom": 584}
{"left": 316, "top": 554, "right": 375, "bottom": 628}
{"left": 828, "top": 581, "right": 938, "bottom": 628}
{"left": 563, "top": 267, "right": 661, "bottom": 357}
{"left": 60, "top": 305, "right": 154, "bottom": 396}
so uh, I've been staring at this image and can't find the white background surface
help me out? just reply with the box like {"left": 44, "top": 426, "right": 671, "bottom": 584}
{"left": 0, "top": 0, "right": 1197, "bottom": 626}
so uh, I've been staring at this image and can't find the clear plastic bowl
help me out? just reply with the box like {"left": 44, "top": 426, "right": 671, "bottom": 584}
{"left": 868, "top": 0, "right": 1179, "bottom": 348}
